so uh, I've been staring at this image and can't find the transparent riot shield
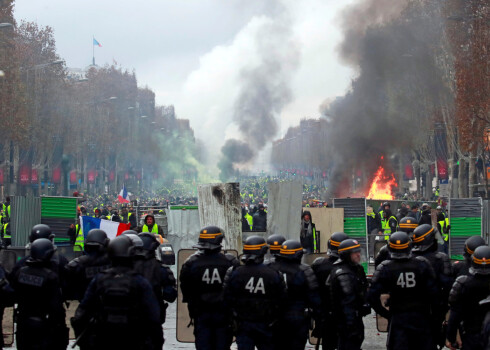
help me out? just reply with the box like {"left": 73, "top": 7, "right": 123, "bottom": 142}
{"left": 376, "top": 294, "right": 390, "bottom": 332}
{"left": 0, "top": 250, "right": 19, "bottom": 274}
{"left": 2, "top": 307, "right": 14, "bottom": 346}
{"left": 66, "top": 301, "right": 79, "bottom": 339}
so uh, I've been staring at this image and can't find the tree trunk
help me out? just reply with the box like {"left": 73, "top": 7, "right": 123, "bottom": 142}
{"left": 458, "top": 157, "right": 466, "bottom": 198}
{"left": 413, "top": 159, "right": 421, "bottom": 198}
{"left": 398, "top": 154, "right": 404, "bottom": 195}
{"left": 426, "top": 166, "right": 433, "bottom": 200}
{"left": 12, "top": 145, "right": 19, "bottom": 196}
{"left": 447, "top": 141, "right": 454, "bottom": 198}
{"left": 4, "top": 142, "right": 10, "bottom": 196}
{"left": 468, "top": 150, "right": 477, "bottom": 197}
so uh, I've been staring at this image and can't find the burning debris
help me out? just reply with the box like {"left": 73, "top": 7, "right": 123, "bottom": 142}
{"left": 367, "top": 166, "right": 397, "bottom": 200}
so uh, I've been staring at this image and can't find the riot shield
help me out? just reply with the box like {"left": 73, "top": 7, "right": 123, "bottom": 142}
{"left": 176, "top": 248, "right": 238, "bottom": 343}
{"left": 305, "top": 252, "right": 327, "bottom": 346}
{"left": 374, "top": 235, "right": 388, "bottom": 259}
{"left": 0, "top": 250, "right": 18, "bottom": 274}
{"left": 303, "top": 252, "right": 327, "bottom": 266}
{"left": 2, "top": 307, "right": 14, "bottom": 346}
{"left": 376, "top": 294, "right": 390, "bottom": 332}
{"left": 66, "top": 301, "right": 79, "bottom": 339}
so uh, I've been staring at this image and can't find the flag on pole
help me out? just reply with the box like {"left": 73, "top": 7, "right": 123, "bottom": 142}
{"left": 118, "top": 185, "right": 130, "bottom": 204}
{"left": 93, "top": 38, "right": 102, "bottom": 47}
{"left": 80, "top": 216, "right": 130, "bottom": 240}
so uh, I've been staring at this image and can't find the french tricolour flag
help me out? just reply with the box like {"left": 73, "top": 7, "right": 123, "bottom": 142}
{"left": 81, "top": 216, "right": 130, "bottom": 240}
{"left": 118, "top": 185, "right": 130, "bottom": 204}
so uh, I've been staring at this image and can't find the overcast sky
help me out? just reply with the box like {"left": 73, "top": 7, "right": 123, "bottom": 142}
{"left": 14, "top": 0, "right": 355, "bottom": 159}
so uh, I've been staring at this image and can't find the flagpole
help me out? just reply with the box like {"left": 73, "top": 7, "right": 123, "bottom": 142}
{"left": 92, "top": 35, "right": 95, "bottom": 65}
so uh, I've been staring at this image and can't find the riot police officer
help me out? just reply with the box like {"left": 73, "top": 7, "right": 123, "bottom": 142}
{"left": 11, "top": 238, "right": 68, "bottom": 350}
{"left": 268, "top": 239, "right": 321, "bottom": 350}
{"left": 412, "top": 224, "right": 453, "bottom": 347}
{"left": 446, "top": 246, "right": 490, "bottom": 350}
{"left": 137, "top": 233, "right": 177, "bottom": 330}
{"left": 223, "top": 235, "right": 287, "bottom": 350}
{"left": 9, "top": 224, "right": 69, "bottom": 298}
{"left": 327, "top": 239, "right": 369, "bottom": 350}
{"left": 311, "top": 231, "right": 349, "bottom": 349}
{"left": 72, "top": 235, "right": 162, "bottom": 350}
{"left": 412, "top": 224, "right": 453, "bottom": 294}
{"left": 368, "top": 231, "right": 439, "bottom": 349}
{"left": 180, "top": 226, "right": 239, "bottom": 350}
{"left": 65, "top": 229, "right": 111, "bottom": 301}
{"left": 398, "top": 216, "right": 418, "bottom": 238}
{"left": 453, "top": 235, "right": 486, "bottom": 278}
{"left": 375, "top": 217, "right": 418, "bottom": 268}
{"left": 265, "top": 234, "right": 286, "bottom": 263}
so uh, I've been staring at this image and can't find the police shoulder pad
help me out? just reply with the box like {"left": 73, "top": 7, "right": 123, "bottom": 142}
{"left": 378, "top": 259, "right": 392, "bottom": 270}
{"left": 67, "top": 259, "right": 80, "bottom": 268}
{"left": 414, "top": 255, "right": 431, "bottom": 265}
{"left": 311, "top": 257, "right": 326, "bottom": 266}
{"left": 299, "top": 263, "right": 311, "bottom": 272}
{"left": 434, "top": 252, "right": 449, "bottom": 261}
{"left": 454, "top": 275, "right": 468, "bottom": 285}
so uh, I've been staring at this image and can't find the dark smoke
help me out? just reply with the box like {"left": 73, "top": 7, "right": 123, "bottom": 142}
{"left": 322, "top": 0, "right": 450, "bottom": 197}
{"left": 218, "top": 140, "right": 254, "bottom": 182}
{"left": 338, "top": 0, "right": 409, "bottom": 66}
{"left": 218, "top": 15, "right": 299, "bottom": 181}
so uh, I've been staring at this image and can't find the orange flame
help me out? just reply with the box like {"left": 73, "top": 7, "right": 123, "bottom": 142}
{"left": 367, "top": 166, "right": 397, "bottom": 199}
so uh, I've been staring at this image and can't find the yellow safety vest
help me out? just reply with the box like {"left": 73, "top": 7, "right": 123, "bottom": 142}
{"left": 312, "top": 226, "right": 317, "bottom": 252}
{"left": 438, "top": 218, "right": 450, "bottom": 242}
{"left": 381, "top": 216, "right": 397, "bottom": 238}
{"left": 244, "top": 213, "right": 253, "bottom": 230}
{"left": 2, "top": 204, "right": 10, "bottom": 218}
{"left": 121, "top": 213, "right": 132, "bottom": 223}
{"left": 73, "top": 224, "right": 84, "bottom": 252}
{"left": 3, "top": 223, "right": 10, "bottom": 239}
{"left": 142, "top": 224, "right": 159, "bottom": 234}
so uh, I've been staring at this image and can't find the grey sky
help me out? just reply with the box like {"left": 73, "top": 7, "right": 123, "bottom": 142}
{"left": 14, "top": 0, "right": 355, "bottom": 162}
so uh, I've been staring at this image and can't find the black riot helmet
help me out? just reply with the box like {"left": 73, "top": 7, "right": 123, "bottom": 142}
{"left": 138, "top": 232, "right": 160, "bottom": 252}
{"left": 338, "top": 238, "right": 362, "bottom": 262}
{"left": 29, "top": 224, "right": 54, "bottom": 243}
{"left": 108, "top": 235, "right": 135, "bottom": 262}
{"left": 122, "top": 232, "right": 144, "bottom": 257}
{"left": 470, "top": 246, "right": 490, "bottom": 275}
{"left": 398, "top": 217, "right": 418, "bottom": 235}
{"left": 267, "top": 234, "right": 286, "bottom": 256}
{"left": 194, "top": 226, "right": 224, "bottom": 250}
{"left": 242, "top": 235, "right": 268, "bottom": 264}
{"left": 412, "top": 224, "right": 436, "bottom": 252}
{"left": 464, "top": 236, "right": 486, "bottom": 259}
{"left": 279, "top": 240, "right": 304, "bottom": 261}
{"left": 328, "top": 232, "right": 349, "bottom": 258}
{"left": 29, "top": 238, "right": 56, "bottom": 263}
{"left": 85, "top": 229, "right": 109, "bottom": 253}
{"left": 388, "top": 231, "right": 411, "bottom": 259}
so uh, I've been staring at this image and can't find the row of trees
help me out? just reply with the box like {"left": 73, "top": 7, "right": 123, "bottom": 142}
{"left": 272, "top": 0, "right": 488, "bottom": 199}
{"left": 0, "top": 0, "right": 201, "bottom": 196}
